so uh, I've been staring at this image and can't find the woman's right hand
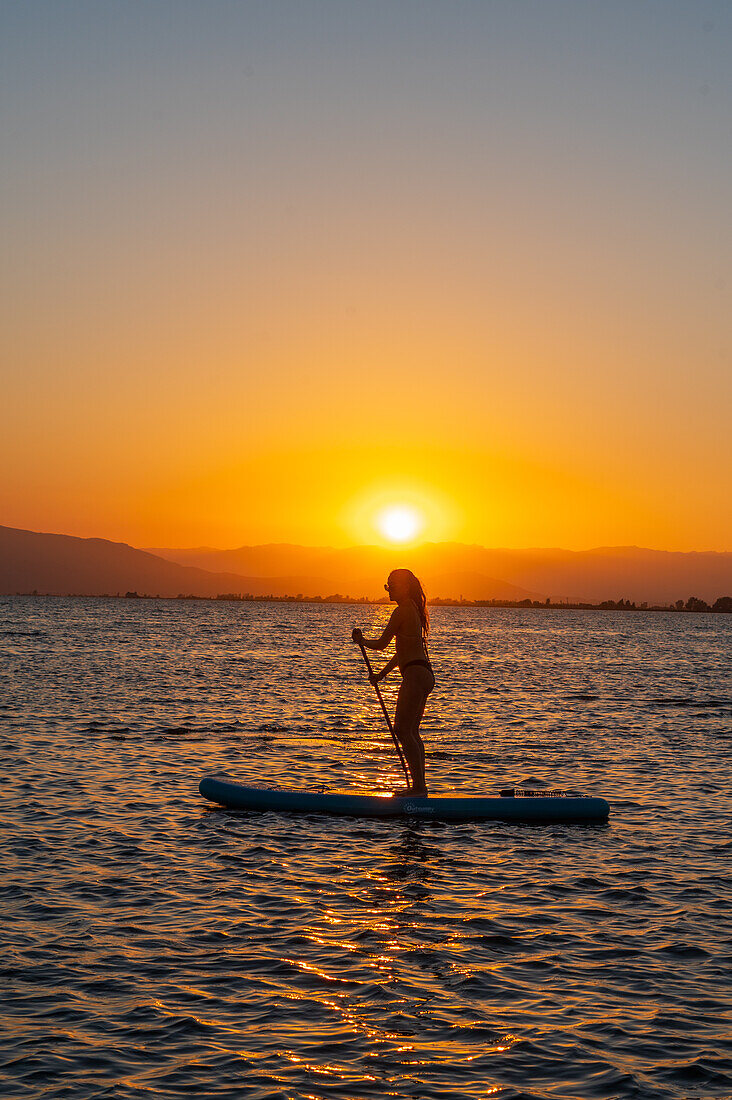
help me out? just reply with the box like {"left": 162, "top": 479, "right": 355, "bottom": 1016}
{"left": 352, "top": 627, "right": 363, "bottom": 643}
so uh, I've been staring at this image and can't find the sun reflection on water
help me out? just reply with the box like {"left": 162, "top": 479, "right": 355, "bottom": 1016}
{"left": 271, "top": 821, "right": 519, "bottom": 1093}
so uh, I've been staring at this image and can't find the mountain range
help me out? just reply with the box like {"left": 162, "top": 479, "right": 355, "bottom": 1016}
{"left": 2, "top": 524, "right": 731, "bottom": 604}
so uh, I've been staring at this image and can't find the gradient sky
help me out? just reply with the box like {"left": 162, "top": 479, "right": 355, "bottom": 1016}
{"left": 2, "top": 1, "right": 730, "bottom": 550}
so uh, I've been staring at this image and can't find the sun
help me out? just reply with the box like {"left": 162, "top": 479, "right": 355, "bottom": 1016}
{"left": 378, "top": 505, "right": 422, "bottom": 544}
{"left": 343, "top": 482, "right": 456, "bottom": 545}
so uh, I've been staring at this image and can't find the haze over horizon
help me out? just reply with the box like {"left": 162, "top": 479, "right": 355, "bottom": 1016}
{"left": 7, "top": 519, "right": 732, "bottom": 557}
{"left": 2, "top": 2, "right": 731, "bottom": 552}
{"left": 2, "top": 522, "right": 730, "bottom": 606}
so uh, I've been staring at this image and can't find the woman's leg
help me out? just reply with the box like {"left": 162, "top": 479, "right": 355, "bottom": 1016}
{"left": 394, "top": 670, "right": 430, "bottom": 794}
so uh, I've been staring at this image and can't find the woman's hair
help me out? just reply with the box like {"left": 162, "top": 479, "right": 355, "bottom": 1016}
{"left": 389, "top": 569, "right": 429, "bottom": 646}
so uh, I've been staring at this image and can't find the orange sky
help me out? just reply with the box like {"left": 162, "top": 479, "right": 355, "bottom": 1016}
{"left": 2, "top": 3, "right": 730, "bottom": 551}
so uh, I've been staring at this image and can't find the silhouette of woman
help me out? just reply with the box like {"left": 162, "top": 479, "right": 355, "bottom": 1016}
{"left": 352, "top": 569, "right": 434, "bottom": 795}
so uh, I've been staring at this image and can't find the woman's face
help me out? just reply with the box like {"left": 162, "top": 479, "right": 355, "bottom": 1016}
{"left": 386, "top": 573, "right": 408, "bottom": 601}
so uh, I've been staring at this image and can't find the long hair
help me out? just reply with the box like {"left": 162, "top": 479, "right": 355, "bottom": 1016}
{"left": 390, "top": 568, "right": 429, "bottom": 648}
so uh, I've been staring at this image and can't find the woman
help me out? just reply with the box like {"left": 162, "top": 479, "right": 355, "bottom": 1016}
{"left": 352, "top": 569, "right": 434, "bottom": 796}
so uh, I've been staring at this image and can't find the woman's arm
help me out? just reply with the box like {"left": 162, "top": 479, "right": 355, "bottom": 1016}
{"left": 372, "top": 653, "right": 400, "bottom": 683}
{"left": 357, "top": 606, "right": 402, "bottom": 651}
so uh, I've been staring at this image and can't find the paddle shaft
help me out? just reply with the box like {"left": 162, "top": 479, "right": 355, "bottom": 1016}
{"left": 356, "top": 641, "right": 411, "bottom": 786}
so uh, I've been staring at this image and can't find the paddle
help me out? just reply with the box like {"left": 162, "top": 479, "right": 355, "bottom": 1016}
{"left": 353, "top": 636, "right": 411, "bottom": 788}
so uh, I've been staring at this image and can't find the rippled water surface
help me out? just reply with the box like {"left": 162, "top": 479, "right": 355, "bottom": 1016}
{"left": 2, "top": 597, "right": 731, "bottom": 1099}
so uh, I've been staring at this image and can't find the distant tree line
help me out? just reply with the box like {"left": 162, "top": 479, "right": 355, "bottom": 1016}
{"left": 14, "top": 591, "right": 732, "bottom": 612}
{"left": 682, "top": 595, "right": 732, "bottom": 613}
{"left": 425, "top": 595, "right": 732, "bottom": 612}
{"left": 599, "top": 596, "right": 732, "bottom": 612}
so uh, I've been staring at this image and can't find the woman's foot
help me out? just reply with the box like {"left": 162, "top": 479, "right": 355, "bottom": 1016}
{"left": 391, "top": 786, "right": 429, "bottom": 797}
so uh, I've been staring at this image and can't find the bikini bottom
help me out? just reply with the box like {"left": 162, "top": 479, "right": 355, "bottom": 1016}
{"left": 401, "top": 659, "right": 435, "bottom": 690}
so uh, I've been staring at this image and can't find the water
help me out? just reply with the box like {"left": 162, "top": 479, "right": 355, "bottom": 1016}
{"left": 2, "top": 597, "right": 731, "bottom": 1100}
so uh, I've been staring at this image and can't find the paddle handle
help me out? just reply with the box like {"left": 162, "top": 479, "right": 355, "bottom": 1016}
{"left": 356, "top": 640, "right": 411, "bottom": 787}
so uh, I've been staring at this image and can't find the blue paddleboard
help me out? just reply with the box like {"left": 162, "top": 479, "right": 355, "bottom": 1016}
{"left": 199, "top": 776, "right": 610, "bottom": 824}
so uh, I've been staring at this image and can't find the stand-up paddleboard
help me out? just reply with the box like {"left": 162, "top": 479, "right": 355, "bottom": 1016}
{"left": 199, "top": 776, "right": 610, "bottom": 824}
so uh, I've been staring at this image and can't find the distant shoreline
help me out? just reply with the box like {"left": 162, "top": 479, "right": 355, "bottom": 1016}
{"left": 5, "top": 592, "right": 731, "bottom": 614}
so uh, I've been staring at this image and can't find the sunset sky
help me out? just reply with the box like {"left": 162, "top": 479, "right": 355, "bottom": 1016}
{"left": 2, "top": 1, "right": 730, "bottom": 551}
